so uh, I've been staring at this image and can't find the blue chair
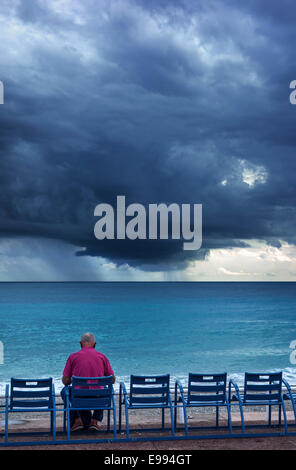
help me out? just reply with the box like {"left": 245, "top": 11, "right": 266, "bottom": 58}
{"left": 64, "top": 375, "right": 116, "bottom": 441}
{"left": 4, "top": 378, "right": 56, "bottom": 444}
{"left": 119, "top": 374, "right": 174, "bottom": 438}
{"left": 175, "top": 373, "right": 232, "bottom": 436}
{"left": 282, "top": 378, "right": 296, "bottom": 429}
{"left": 229, "top": 372, "right": 288, "bottom": 434}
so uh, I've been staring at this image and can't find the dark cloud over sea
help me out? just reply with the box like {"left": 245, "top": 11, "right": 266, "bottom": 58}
{"left": 0, "top": 0, "right": 296, "bottom": 273}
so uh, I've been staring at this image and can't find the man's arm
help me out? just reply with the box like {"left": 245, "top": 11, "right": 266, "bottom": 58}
{"left": 103, "top": 356, "right": 115, "bottom": 384}
{"left": 62, "top": 375, "right": 72, "bottom": 386}
{"left": 62, "top": 355, "right": 72, "bottom": 386}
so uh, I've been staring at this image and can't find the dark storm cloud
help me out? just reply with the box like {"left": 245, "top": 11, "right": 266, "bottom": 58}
{"left": 0, "top": 0, "right": 296, "bottom": 271}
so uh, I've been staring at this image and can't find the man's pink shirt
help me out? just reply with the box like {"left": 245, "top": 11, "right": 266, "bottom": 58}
{"left": 63, "top": 347, "right": 114, "bottom": 379}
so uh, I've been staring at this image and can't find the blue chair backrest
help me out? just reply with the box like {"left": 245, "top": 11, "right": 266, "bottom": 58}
{"left": 187, "top": 373, "right": 227, "bottom": 404}
{"left": 10, "top": 378, "right": 53, "bottom": 410}
{"left": 130, "top": 375, "right": 170, "bottom": 406}
{"left": 243, "top": 372, "right": 282, "bottom": 403}
{"left": 71, "top": 376, "right": 113, "bottom": 409}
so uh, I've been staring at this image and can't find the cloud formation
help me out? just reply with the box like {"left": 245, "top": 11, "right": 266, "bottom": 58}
{"left": 0, "top": 0, "right": 296, "bottom": 275}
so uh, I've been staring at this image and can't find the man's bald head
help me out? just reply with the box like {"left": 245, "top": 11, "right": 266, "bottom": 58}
{"left": 80, "top": 332, "right": 96, "bottom": 348}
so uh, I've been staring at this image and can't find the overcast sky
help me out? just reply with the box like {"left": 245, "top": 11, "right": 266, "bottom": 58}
{"left": 0, "top": 0, "right": 296, "bottom": 281}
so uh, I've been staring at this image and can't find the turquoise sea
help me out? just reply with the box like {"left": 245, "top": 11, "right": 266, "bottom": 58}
{"left": 0, "top": 282, "right": 296, "bottom": 394}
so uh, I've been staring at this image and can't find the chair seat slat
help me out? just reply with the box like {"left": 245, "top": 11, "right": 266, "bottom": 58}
{"left": 245, "top": 372, "right": 282, "bottom": 382}
{"left": 11, "top": 399, "right": 51, "bottom": 408}
{"left": 188, "top": 394, "right": 225, "bottom": 403}
{"left": 72, "top": 376, "right": 113, "bottom": 386}
{"left": 246, "top": 384, "right": 280, "bottom": 392}
{"left": 189, "top": 373, "right": 226, "bottom": 383}
{"left": 189, "top": 384, "right": 225, "bottom": 393}
{"left": 12, "top": 390, "right": 51, "bottom": 398}
{"left": 130, "top": 396, "right": 169, "bottom": 404}
{"left": 131, "top": 386, "right": 168, "bottom": 395}
{"left": 244, "top": 393, "right": 280, "bottom": 402}
{"left": 131, "top": 375, "right": 169, "bottom": 385}
{"left": 11, "top": 378, "right": 52, "bottom": 388}
{"left": 73, "top": 389, "right": 110, "bottom": 397}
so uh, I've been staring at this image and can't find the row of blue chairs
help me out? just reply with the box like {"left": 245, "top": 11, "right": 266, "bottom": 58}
{"left": 1, "top": 371, "right": 296, "bottom": 445}
{"left": 119, "top": 371, "right": 295, "bottom": 438}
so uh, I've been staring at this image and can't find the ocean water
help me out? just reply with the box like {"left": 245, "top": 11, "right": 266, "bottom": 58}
{"left": 0, "top": 282, "right": 296, "bottom": 394}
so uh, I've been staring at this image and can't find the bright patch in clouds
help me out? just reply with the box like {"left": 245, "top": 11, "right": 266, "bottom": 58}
{"left": 184, "top": 241, "right": 296, "bottom": 281}
{"left": 240, "top": 159, "right": 268, "bottom": 187}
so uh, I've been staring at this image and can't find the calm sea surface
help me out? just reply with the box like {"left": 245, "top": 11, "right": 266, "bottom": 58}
{"left": 0, "top": 282, "right": 295, "bottom": 393}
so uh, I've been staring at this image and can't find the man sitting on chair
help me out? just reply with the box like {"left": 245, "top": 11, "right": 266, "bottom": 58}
{"left": 61, "top": 332, "right": 115, "bottom": 431}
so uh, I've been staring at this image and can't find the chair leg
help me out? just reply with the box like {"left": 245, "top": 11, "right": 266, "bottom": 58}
{"left": 174, "top": 396, "right": 177, "bottom": 429}
{"left": 113, "top": 410, "right": 117, "bottom": 440}
{"left": 162, "top": 408, "right": 165, "bottom": 430}
{"left": 52, "top": 409, "right": 56, "bottom": 441}
{"left": 174, "top": 383, "right": 178, "bottom": 429}
{"left": 4, "top": 410, "right": 8, "bottom": 444}
{"left": 112, "top": 396, "right": 117, "bottom": 440}
{"left": 279, "top": 404, "right": 282, "bottom": 427}
{"left": 281, "top": 398, "right": 288, "bottom": 435}
{"left": 50, "top": 410, "right": 56, "bottom": 441}
{"left": 119, "top": 395, "right": 122, "bottom": 433}
{"left": 63, "top": 409, "right": 66, "bottom": 433}
{"left": 216, "top": 406, "right": 219, "bottom": 427}
{"left": 169, "top": 404, "right": 175, "bottom": 437}
{"left": 238, "top": 401, "right": 246, "bottom": 434}
{"left": 183, "top": 404, "right": 189, "bottom": 436}
{"left": 226, "top": 402, "right": 232, "bottom": 435}
{"left": 66, "top": 401, "right": 71, "bottom": 441}
{"left": 107, "top": 409, "right": 111, "bottom": 432}
{"left": 125, "top": 405, "right": 130, "bottom": 439}
{"left": 268, "top": 405, "right": 272, "bottom": 426}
